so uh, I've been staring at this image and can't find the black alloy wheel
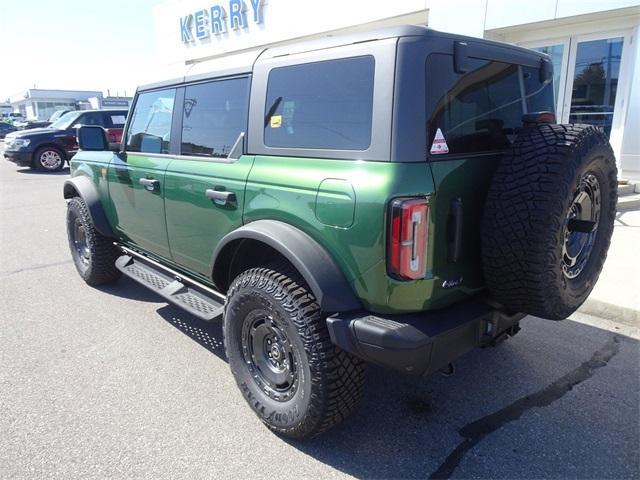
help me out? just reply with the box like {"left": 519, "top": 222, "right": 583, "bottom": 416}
{"left": 562, "top": 172, "right": 601, "bottom": 279}
{"left": 241, "top": 310, "right": 299, "bottom": 402}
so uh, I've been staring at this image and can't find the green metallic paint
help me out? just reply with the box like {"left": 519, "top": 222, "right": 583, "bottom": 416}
{"left": 315, "top": 178, "right": 356, "bottom": 228}
{"left": 243, "top": 155, "right": 477, "bottom": 313}
{"left": 163, "top": 155, "right": 255, "bottom": 276}
{"left": 69, "top": 151, "right": 115, "bottom": 217}
{"left": 70, "top": 148, "right": 497, "bottom": 315}
{"left": 428, "top": 155, "right": 502, "bottom": 289}
{"left": 107, "top": 153, "right": 173, "bottom": 259}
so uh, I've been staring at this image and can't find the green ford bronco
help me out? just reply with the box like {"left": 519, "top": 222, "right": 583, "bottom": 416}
{"left": 64, "top": 26, "right": 617, "bottom": 438}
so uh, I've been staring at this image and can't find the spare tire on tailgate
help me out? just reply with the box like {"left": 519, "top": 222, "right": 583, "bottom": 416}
{"left": 482, "top": 124, "right": 617, "bottom": 320}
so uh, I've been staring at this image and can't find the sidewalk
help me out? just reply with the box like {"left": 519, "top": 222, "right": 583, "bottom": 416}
{"left": 578, "top": 208, "right": 640, "bottom": 325}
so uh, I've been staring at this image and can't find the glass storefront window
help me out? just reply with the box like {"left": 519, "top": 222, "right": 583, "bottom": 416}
{"left": 35, "top": 101, "right": 77, "bottom": 120}
{"left": 569, "top": 37, "right": 623, "bottom": 138}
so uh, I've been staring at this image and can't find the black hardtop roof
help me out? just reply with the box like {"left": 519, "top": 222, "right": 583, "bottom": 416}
{"left": 138, "top": 25, "right": 547, "bottom": 92}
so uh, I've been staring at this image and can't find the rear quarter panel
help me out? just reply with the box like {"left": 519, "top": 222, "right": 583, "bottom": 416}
{"left": 244, "top": 155, "right": 473, "bottom": 314}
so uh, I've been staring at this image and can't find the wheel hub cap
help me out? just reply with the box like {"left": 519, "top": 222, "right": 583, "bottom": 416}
{"left": 562, "top": 172, "right": 601, "bottom": 279}
{"left": 41, "top": 150, "right": 62, "bottom": 169}
{"left": 72, "top": 218, "right": 90, "bottom": 265}
{"left": 242, "top": 311, "right": 298, "bottom": 402}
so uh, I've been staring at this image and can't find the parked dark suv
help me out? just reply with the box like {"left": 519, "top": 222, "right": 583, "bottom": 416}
{"left": 0, "top": 122, "right": 17, "bottom": 139}
{"left": 4, "top": 109, "right": 127, "bottom": 171}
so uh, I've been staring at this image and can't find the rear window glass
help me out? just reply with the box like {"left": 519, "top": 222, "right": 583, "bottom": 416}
{"left": 426, "top": 54, "right": 555, "bottom": 156}
{"left": 77, "top": 112, "right": 104, "bottom": 127}
{"left": 264, "top": 56, "right": 375, "bottom": 151}
{"left": 181, "top": 77, "right": 249, "bottom": 158}
{"left": 104, "top": 112, "right": 127, "bottom": 128}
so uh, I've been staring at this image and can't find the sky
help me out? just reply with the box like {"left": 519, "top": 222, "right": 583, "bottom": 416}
{"left": 0, "top": 0, "right": 163, "bottom": 100}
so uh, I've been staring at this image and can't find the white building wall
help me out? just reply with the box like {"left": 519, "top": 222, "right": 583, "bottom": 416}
{"left": 621, "top": 24, "right": 640, "bottom": 175}
{"left": 485, "top": 0, "right": 640, "bottom": 29}
{"left": 151, "top": 0, "right": 640, "bottom": 175}
{"left": 151, "top": 0, "right": 429, "bottom": 80}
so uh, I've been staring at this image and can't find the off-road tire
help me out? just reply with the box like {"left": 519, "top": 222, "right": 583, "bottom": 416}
{"left": 482, "top": 124, "right": 617, "bottom": 320}
{"left": 34, "top": 146, "right": 65, "bottom": 172}
{"left": 223, "top": 264, "right": 365, "bottom": 439}
{"left": 66, "top": 197, "right": 121, "bottom": 285}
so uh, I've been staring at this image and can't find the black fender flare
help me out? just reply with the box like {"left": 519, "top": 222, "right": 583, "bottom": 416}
{"left": 212, "top": 220, "right": 362, "bottom": 313}
{"left": 63, "top": 175, "right": 115, "bottom": 238}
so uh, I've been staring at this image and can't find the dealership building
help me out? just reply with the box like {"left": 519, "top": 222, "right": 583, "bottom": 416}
{"left": 152, "top": 0, "right": 640, "bottom": 177}
{"left": 7, "top": 89, "right": 132, "bottom": 121}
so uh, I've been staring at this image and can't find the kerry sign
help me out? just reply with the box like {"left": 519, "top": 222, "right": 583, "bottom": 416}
{"left": 179, "top": 0, "right": 263, "bottom": 43}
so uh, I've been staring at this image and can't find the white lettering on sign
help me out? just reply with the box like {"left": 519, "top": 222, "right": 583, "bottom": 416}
{"left": 180, "top": 0, "right": 263, "bottom": 43}
{"left": 430, "top": 128, "right": 449, "bottom": 155}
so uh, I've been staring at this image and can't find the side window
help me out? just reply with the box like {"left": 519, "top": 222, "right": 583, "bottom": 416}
{"left": 126, "top": 89, "right": 176, "bottom": 154}
{"left": 103, "top": 112, "right": 127, "bottom": 128}
{"left": 181, "top": 77, "right": 249, "bottom": 158}
{"left": 264, "top": 56, "right": 375, "bottom": 151}
{"left": 76, "top": 112, "right": 104, "bottom": 127}
{"left": 426, "top": 54, "right": 555, "bottom": 156}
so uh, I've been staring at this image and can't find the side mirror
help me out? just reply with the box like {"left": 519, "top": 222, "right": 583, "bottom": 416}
{"left": 140, "top": 134, "right": 162, "bottom": 154}
{"left": 77, "top": 126, "right": 108, "bottom": 151}
{"left": 540, "top": 57, "right": 553, "bottom": 84}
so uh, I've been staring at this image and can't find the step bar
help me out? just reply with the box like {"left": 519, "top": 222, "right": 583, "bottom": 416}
{"left": 115, "top": 246, "right": 225, "bottom": 321}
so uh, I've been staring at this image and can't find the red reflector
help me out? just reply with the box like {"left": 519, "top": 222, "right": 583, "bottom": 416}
{"left": 388, "top": 198, "right": 429, "bottom": 280}
{"left": 522, "top": 111, "right": 556, "bottom": 126}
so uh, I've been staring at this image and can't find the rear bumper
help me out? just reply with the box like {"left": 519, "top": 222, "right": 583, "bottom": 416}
{"left": 327, "top": 301, "right": 525, "bottom": 376}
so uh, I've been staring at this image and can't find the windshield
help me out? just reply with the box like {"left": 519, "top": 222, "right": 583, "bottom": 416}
{"left": 49, "top": 110, "right": 68, "bottom": 122}
{"left": 48, "top": 111, "right": 81, "bottom": 130}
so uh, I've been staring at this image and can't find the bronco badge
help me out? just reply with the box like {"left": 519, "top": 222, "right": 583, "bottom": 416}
{"left": 442, "top": 277, "right": 463, "bottom": 289}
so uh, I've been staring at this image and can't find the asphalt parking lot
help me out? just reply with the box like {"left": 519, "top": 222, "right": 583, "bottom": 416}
{"left": 1, "top": 144, "right": 639, "bottom": 479}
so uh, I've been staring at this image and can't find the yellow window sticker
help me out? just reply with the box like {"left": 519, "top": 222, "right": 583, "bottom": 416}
{"left": 270, "top": 115, "right": 282, "bottom": 128}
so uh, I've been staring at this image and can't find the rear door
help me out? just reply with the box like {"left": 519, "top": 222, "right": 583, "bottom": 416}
{"left": 425, "top": 53, "right": 555, "bottom": 290}
{"left": 163, "top": 76, "right": 253, "bottom": 277}
{"left": 107, "top": 88, "right": 177, "bottom": 259}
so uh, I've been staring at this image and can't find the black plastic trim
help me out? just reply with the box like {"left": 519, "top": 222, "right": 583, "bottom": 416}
{"left": 447, "top": 197, "right": 463, "bottom": 263}
{"left": 327, "top": 301, "right": 525, "bottom": 375}
{"left": 211, "top": 220, "right": 361, "bottom": 312}
{"left": 62, "top": 175, "right": 115, "bottom": 238}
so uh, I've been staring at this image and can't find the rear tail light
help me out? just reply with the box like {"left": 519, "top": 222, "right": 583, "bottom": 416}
{"left": 104, "top": 128, "right": 117, "bottom": 143}
{"left": 388, "top": 197, "right": 429, "bottom": 280}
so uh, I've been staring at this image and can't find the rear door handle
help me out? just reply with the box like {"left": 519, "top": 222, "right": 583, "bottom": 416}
{"left": 205, "top": 188, "right": 236, "bottom": 206}
{"left": 139, "top": 177, "right": 159, "bottom": 191}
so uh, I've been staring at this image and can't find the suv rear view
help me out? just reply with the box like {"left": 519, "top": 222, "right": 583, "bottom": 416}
{"left": 63, "top": 27, "right": 616, "bottom": 438}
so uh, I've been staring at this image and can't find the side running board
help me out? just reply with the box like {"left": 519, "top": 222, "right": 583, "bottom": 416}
{"left": 115, "top": 252, "right": 225, "bottom": 321}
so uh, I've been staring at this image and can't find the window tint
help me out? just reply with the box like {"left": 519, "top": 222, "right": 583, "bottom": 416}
{"left": 181, "top": 77, "right": 249, "bottom": 158}
{"left": 103, "top": 111, "right": 127, "bottom": 128}
{"left": 77, "top": 112, "right": 104, "bottom": 127}
{"left": 264, "top": 56, "right": 375, "bottom": 151}
{"left": 126, "top": 89, "right": 176, "bottom": 154}
{"left": 426, "top": 54, "right": 555, "bottom": 156}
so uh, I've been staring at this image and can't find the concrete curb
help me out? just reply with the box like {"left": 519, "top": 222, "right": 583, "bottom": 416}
{"left": 617, "top": 194, "right": 640, "bottom": 210}
{"left": 578, "top": 297, "right": 639, "bottom": 327}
